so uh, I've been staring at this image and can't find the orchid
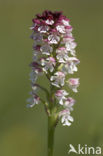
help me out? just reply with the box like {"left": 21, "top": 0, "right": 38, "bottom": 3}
{"left": 27, "top": 10, "right": 80, "bottom": 156}
{"left": 67, "top": 78, "right": 80, "bottom": 92}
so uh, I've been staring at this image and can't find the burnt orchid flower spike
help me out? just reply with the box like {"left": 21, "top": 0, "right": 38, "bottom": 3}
{"left": 27, "top": 10, "right": 80, "bottom": 156}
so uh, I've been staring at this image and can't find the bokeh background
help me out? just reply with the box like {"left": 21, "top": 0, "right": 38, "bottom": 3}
{"left": 0, "top": 0, "right": 103, "bottom": 156}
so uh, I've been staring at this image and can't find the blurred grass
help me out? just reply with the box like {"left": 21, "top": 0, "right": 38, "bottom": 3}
{"left": 0, "top": 0, "right": 103, "bottom": 156}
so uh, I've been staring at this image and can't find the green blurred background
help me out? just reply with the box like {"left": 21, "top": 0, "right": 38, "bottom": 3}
{"left": 0, "top": 0, "right": 103, "bottom": 156}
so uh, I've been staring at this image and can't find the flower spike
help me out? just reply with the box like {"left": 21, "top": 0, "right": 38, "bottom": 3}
{"left": 27, "top": 10, "right": 80, "bottom": 127}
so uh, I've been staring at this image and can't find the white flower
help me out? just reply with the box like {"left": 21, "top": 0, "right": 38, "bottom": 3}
{"left": 41, "top": 57, "right": 56, "bottom": 73}
{"left": 62, "top": 19, "right": 70, "bottom": 26}
{"left": 59, "top": 109, "right": 74, "bottom": 126}
{"left": 27, "top": 95, "right": 40, "bottom": 108}
{"left": 31, "top": 32, "right": 43, "bottom": 42}
{"left": 45, "top": 19, "right": 54, "bottom": 25}
{"left": 56, "top": 47, "right": 68, "bottom": 63}
{"left": 64, "top": 97, "right": 76, "bottom": 111}
{"left": 48, "top": 34, "right": 60, "bottom": 44}
{"left": 65, "top": 25, "right": 73, "bottom": 33}
{"left": 56, "top": 25, "right": 65, "bottom": 34}
{"left": 64, "top": 57, "right": 80, "bottom": 74}
{"left": 40, "top": 44, "right": 53, "bottom": 55}
{"left": 51, "top": 72, "right": 65, "bottom": 87}
{"left": 62, "top": 35, "right": 74, "bottom": 43}
{"left": 67, "top": 78, "right": 80, "bottom": 92}
{"left": 55, "top": 90, "right": 68, "bottom": 105}
{"left": 38, "top": 25, "right": 49, "bottom": 33}
{"left": 65, "top": 41, "right": 77, "bottom": 56}
{"left": 66, "top": 41, "right": 77, "bottom": 50}
{"left": 29, "top": 62, "right": 42, "bottom": 84}
{"left": 70, "top": 49, "right": 76, "bottom": 56}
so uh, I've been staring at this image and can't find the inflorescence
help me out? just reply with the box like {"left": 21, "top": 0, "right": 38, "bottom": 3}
{"left": 27, "top": 10, "right": 80, "bottom": 126}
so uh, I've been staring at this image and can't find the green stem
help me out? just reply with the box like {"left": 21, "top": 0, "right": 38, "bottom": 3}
{"left": 48, "top": 116, "right": 55, "bottom": 156}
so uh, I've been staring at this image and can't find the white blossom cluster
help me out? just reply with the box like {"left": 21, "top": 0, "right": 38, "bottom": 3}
{"left": 27, "top": 11, "right": 80, "bottom": 126}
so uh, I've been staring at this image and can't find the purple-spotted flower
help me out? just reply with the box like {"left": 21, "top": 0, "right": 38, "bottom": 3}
{"left": 56, "top": 47, "right": 68, "bottom": 63}
{"left": 59, "top": 109, "right": 74, "bottom": 126}
{"left": 51, "top": 72, "right": 65, "bottom": 87}
{"left": 40, "top": 44, "right": 53, "bottom": 55}
{"left": 41, "top": 57, "right": 56, "bottom": 73}
{"left": 27, "top": 95, "right": 40, "bottom": 108}
{"left": 67, "top": 78, "right": 80, "bottom": 92}
{"left": 55, "top": 90, "right": 68, "bottom": 105}
{"left": 27, "top": 10, "right": 80, "bottom": 127}
{"left": 64, "top": 97, "right": 76, "bottom": 111}
{"left": 64, "top": 57, "right": 80, "bottom": 74}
